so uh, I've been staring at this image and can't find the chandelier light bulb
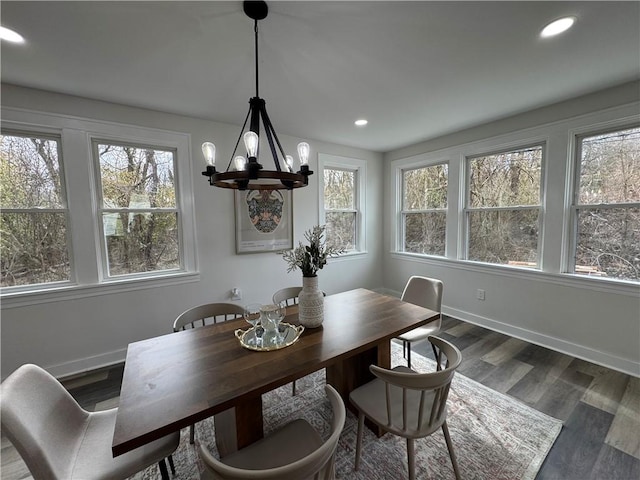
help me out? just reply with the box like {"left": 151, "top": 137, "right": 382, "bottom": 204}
{"left": 234, "top": 155, "right": 247, "bottom": 171}
{"left": 201, "top": 142, "right": 216, "bottom": 167}
{"left": 297, "top": 142, "right": 310, "bottom": 166}
{"left": 243, "top": 131, "right": 259, "bottom": 158}
{"left": 285, "top": 155, "right": 294, "bottom": 172}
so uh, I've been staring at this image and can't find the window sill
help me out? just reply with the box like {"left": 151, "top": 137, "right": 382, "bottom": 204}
{"left": 0, "top": 271, "right": 200, "bottom": 309}
{"left": 390, "top": 251, "right": 639, "bottom": 297}
{"left": 330, "top": 250, "right": 369, "bottom": 262}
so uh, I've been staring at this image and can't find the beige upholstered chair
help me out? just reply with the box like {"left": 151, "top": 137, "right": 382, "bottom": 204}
{"left": 0, "top": 364, "right": 179, "bottom": 480}
{"left": 349, "top": 335, "right": 462, "bottom": 480}
{"left": 397, "top": 276, "right": 443, "bottom": 367}
{"left": 174, "top": 302, "right": 245, "bottom": 443}
{"left": 272, "top": 287, "right": 326, "bottom": 395}
{"left": 198, "top": 384, "right": 345, "bottom": 480}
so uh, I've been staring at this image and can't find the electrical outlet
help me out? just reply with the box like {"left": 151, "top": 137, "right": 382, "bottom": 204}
{"left": 476, "top": 289, "right": 485, "bottom": 301}
{"left": 231, "top": 288, "right": 242, "bottom": 300}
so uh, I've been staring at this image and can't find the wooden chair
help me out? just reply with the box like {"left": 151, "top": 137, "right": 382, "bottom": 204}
{"left": 396, "top": 276, "right": 443, "bottom": 367}
{"left": 198, "top": 384, "right": 346, "bottom": 480}
{"left": 173, "top": 302, "right": 245, "bottom": 443}
{"left": 349, "top": 335, "right": 462, "bottom": 480}
{"left": 0, "top": 364, "right": 179, "bottom": 480}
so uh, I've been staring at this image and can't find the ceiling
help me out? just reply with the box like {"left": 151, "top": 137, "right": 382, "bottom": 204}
{"left": 1, "top": 1, "right": 639, "bottom": 152}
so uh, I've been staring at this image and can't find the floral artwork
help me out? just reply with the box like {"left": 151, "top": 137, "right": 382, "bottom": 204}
{"left": 235, "top": 190, "right": 293, "bottom": 253}
{"left": 245, "top": 190, "right": 284, "bottom": 234}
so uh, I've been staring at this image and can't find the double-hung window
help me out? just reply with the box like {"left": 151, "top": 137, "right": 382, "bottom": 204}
{"left": 1, "top": 131, "right": 70, "bottom": 288}
{"left": 401, "top": 163, "right": 448, "bottom": 255}
{"left": 465, "top": 145, "right": 543, "bottom": 267}
{"left": 570, "top": 126, "right": 640, "bottom": 281}
{"left": 94, "top": 141, "right": 182, "bottom": 278}
{"left": 319, "top": 154, "right": 366, "bottom": 253}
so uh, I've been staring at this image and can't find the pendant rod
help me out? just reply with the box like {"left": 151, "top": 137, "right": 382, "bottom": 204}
{"left": 254, "top": 19, "right": 259, "bottom": 98}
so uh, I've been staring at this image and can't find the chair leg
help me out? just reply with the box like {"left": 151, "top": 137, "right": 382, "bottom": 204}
{"left": 403, "top": 339, "right": 407, "bottom": 358}
{"left": 406, "top": 437, "right": 415, "bottom": 480}
{"left": 442, "top": 421, "right": 461, "bottom": 480}
{"left": 158, "top": 458, "right": 170, "bottom": 480}
{"left": 168, "top": 454, "right": 176, "bottom": 475}
{"left": 407, "top": 342, "right": 412, "bottom": 368}
{"left": 292, "top": 380, "right": 297, "bottom": 396}
{"left": 355, "top": 412, "right": 365, "bottom": 470}
{"left": 189, "top": 424, "right": 195, "bottom": 444}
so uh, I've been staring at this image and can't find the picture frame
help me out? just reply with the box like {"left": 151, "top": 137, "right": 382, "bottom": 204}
{"left": 235, "top": 189, "right": 293, "bottom": 254}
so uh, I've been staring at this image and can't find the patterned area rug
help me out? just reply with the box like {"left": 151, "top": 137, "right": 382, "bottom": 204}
{"left": 130, "top": 343, "right": 562, "bottom": 480}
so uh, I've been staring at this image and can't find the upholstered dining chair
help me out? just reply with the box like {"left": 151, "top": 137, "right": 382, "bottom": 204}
{"left": 349, "top": 335, "right": 462, "bottom": 480}
{"left": 174, "top": 302, "right": 245, "bottom": 443}
{"left": 198, "top": 384, "right": 346, "bottom": 480}
{"left": 272, "top": 287, "right": 326, "bottom": 395}
{"left": 0, "top": 363, "right": 179, "bottom": 480}
{"left": 396, "top": 275, "right": 443, "bottom": 368}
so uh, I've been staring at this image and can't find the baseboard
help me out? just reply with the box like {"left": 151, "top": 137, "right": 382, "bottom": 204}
{"left": 48, "top": 348, "right": 127, "bottom": 380}
{"left": 443, "top": 306, "right": 640, "bottom": 378}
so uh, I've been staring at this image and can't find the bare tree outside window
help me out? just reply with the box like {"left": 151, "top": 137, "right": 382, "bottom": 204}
{"left": 402, "top": 164, "right": 447, "bottom": 255}
{"left": 1, "top": 133, "right": 70, "bottom": 287}
{"left": 466, "top": 146, "right": 542, "bottom": 266}
{"left": 323, "top": 168, "right": 357, "bottom": 251}
{"left": 573, "top": 126, "right": 640, "bottom": 281}
{"left": 96, "top": 142, "right": 180, "bottom": 276}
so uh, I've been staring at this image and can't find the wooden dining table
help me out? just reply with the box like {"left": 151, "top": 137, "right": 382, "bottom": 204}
{"left": 112, "top": 288, "right": 438, "bottom": 457}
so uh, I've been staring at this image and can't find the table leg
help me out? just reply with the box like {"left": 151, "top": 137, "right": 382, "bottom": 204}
{"left": 214, "top": 396, "right": 263, "bottom": 457}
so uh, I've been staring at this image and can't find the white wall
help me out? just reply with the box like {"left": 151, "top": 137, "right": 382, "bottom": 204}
{"left": 383, "top": 81, "right": 640, "bottom": 376}
{"left": 0, "top": 84, "right": 384, "bottom": 379}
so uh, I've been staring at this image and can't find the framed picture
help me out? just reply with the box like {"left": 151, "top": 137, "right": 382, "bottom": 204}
{"left": 235, "top": 189, "right": 293, "bottom": 253}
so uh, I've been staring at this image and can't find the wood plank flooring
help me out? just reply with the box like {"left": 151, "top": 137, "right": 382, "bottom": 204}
{"left": 1, "top": 316, "right": 639, "bottom": 479}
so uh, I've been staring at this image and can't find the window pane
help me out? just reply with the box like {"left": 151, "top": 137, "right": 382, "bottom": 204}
{"left": 324, "top": 169, "right": 354, "bottom": 209}
{"left": 404, "top": 212, "right": 446, "bottom": 255}
{"left": 97, "top": 144, "right": 176, "bottom": 208}
{"left": 325, "top": 211, "right": 356, "bottom": 251}
{"left": 575, "top": 207, "right": 639, "bottom": 281}
{"left": 0, "top": 134, "right": 63, "bottom": 208}
{"left": 579, "top": 127, "right": 640, "bottom": 204}
{"left": 103, "top": 212, "right": 179, "bottom": 276}
{"left": 468, "top": 209, "right": 539, "bottom": 265}
{"left": 403, "top": 164, "right": 447, "bottom": 210}
{"left": 469, "top": 147, "right": 542, "bottom": 208}
{"left": 1, "top": 212, "right": 69, "bottom": 286}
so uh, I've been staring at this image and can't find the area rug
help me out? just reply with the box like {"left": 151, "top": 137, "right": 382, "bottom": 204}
{"left": 130, "top": 343, "right": 562, "bottom": 479}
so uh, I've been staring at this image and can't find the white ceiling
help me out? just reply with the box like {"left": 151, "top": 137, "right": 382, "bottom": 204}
{"left": 1, "top": 1, "right": 639, "bottom": 152}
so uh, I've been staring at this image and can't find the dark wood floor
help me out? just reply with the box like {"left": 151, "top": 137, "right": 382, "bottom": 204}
{"left": 2, "top": 316, "right": 639, "bottom": 479}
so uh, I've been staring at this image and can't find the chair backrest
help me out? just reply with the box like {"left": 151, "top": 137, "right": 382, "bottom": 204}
{"left": 198, "top": 384, "right": 346, "bottom": 480}
{"left": 173, "top": 302, "right": 245, "bottom": 331}
{"left": 401, "top": 275, "right": 443, "bottom": 312}
{"left": 369, "top": 336, "right": 461, "bottom": 438}
{"left": 0, "top": 364, "right": 88, "bottom": 479}
{"left": 272, "top": 287, "right": 326, "bottom": 307}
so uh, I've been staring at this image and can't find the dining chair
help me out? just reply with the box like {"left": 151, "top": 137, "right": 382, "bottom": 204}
{"left": 396, "top": 275, "right": 443, "bottom": 368}
{"left": 349, "top": 335, "right": 462, "bottom": 480}
{"left": 272, "top": 287, "right": 326, "bottom": 395}
{"left": 0, "top": 363, "right": 179, "bottom": 480}
{"left": 173, "top": 302, "right": 245, "bottom": 444}
{"left": 198, "top": 384, "right": 346, "bottom": 480}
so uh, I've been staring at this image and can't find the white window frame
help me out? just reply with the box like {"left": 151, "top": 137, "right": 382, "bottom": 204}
{"left": 463, "top": 143, "right": 545, "bottom": 268}
{"left": 400, "top": 161, "right": 448, "bottom": 257}
{"left": 318, "top": 154, "right": 367, "bottom": 255}
{"left": 567, "top": 122, "right": 640, "bottom": 280}
{"left": 1, "top": 107, "right": 198, "bottom": 305}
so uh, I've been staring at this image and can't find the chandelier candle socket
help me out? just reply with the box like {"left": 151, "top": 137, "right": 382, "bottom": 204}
{"left": 201, "top": 1, "right": 313, "bottom": 191}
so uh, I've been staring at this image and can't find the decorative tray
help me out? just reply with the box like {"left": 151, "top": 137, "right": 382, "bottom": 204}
{"left": 235, "top": 322, "right": 305, "bottom": 352}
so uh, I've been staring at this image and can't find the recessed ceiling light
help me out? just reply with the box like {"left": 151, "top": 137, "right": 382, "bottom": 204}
{"left": 540, "top": 16, "right": 576, "bottom": 38}
{"left": 355, "top": 119, "right": 368, "bottom": 126}
{"left": 0, "top": 26, "right": 25, "bottom": 44}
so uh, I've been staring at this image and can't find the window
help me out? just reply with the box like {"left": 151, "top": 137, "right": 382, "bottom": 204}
{"left": 1, "top": 131, "right": 70, "bottom": 287}
{"left": 571, "top": 126, "right": 640, "bottom": 281}
{"left": 401, "top": 163, "right": 447, "bottom": 255}
{"left": 319, "top": 155, "right": 366, "bottom": 253}
{"left": 465, "top": 145, "right": 543, "bottom": 267}
{"left": 94, "top": 141, "right": 181, "bottom": 277}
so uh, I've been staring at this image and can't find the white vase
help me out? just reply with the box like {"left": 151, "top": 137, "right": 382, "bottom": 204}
{"left": 298, "top": 275, "right": 324, "bottom": 328}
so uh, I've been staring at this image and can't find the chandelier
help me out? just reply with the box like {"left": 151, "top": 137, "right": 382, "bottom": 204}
{"left": 201, "top": 0, "right": 313, "bottom": 191}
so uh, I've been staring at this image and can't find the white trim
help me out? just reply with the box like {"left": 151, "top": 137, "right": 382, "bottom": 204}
{"left": 46, "top": 347, "right": 128, "bottom": 380}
